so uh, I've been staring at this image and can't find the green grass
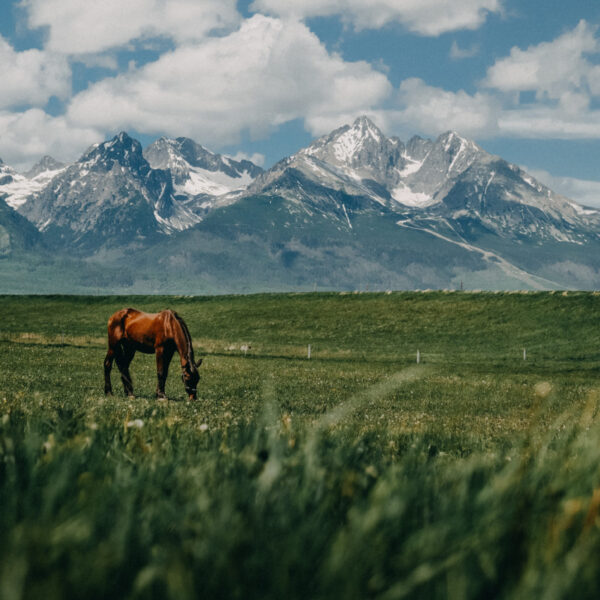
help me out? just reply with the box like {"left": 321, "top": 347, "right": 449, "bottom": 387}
{"left": 2, "top": 292, "right": 600, "bottom": 599}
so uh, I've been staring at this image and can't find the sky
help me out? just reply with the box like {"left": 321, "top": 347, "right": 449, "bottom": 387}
{"left": 1, "top": 0, "right": 600, "bottom": 205}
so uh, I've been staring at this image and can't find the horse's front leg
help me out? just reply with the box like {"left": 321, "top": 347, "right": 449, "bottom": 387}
{"left": 104, "top": 348, "right": 115, "bottom": 395}
{"left": 155, "top": 346, "right": 173, "bottom": 399}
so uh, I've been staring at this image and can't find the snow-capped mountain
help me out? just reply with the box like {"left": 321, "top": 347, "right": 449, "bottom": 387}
{"left": 248, "top": 116, "right": 600, "bottom": 244}
{"left": 144, "top": 137, "right": 262, "bottom": 201}
{"left": 7, "top": 134, "right": 264, "bottom": 251}
{"left": 2, "top": 116, "right": 600, "bottom": 292}
{"left": 247, "top": 116, "right": 402, "bottom": 204}
{"left": 0, "top": 156, "right": 66, "bottom": 209}
{"left": 17, "top": 132, "right": 201, "bottom": 249}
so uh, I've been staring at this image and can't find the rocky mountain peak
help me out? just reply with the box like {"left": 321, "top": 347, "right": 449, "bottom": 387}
{"left": 80, "top": 131, "right": 148, "bottom": 175}
{"left": 144, "top": 136, "right": 263, "bottom": 199}
{"left": 298, "top": 115, "right": 400, "bottom": 179}
{"left": 436, "top": 131, "right": 478, "bottom": 157}
{"left": 350, "top": 115, "right": 385, "bottom": 139}
{"left": 325, "top": 116, "right": 388, "bottom": 162}
{"left": 404, "top": 136, "right": 433, "bottom": 161}
{"left": 25, "top": 156, "right": 66, "bottom": 179}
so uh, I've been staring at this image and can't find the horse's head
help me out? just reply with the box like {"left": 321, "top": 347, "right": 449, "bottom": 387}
{"left": 182, "top": 358, "right": 202, "bottom": 400}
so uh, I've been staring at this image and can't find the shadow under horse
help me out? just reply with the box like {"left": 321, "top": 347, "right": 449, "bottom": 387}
{"left": 104, "top": 308, "right": 202, "bottom": 400}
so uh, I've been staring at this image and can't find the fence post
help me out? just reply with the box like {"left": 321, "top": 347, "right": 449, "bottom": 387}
{"left": 308, "top": 344, "right": 311, "bottom": 359}
{"left": 523, "top": 348, "right": 527, "bottom": 361}
{"left": 417, "top": 349, "right": 420, "bottom": 364}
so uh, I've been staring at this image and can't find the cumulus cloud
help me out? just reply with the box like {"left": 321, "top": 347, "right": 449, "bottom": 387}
{"left": 478, "top": 20, "right": 600, "bottom": 139}
{"left": 390, "top": 78, "right": 499, "bottom": 138}
{"left": 0, "top": 36, "right": 70, "bottom": 109}
{"left": 66, "top": 16, "right": 391, "bottom": 147}
{"left": 0, "top": 109, "right": 101, "bottom": 170}
{"left": 5, "top": 4, "right": 600, "bottom": 172}
{"left": 23, "top": 0, "right": 241, "bottom": 55}
{"left": 484, "top": 20, "right": 600, "bottom": 100}
{"left": 365, "top": 21, "right": 600, "bottom": 143}
{"left": 227, "top": 151, "right": 266, "bottom": 167}
{"left": 250, "top": 0, "right": 502, "bottom": 36}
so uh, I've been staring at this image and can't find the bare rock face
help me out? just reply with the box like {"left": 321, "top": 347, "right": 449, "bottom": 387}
{"left": 6, "top": 133, "right": 264, "bottom": 252}
{"left": 17, "top": 132, "right": 191, "bottom": 250}
{"left": 144, "top": 137, "right": 263, "bottom": 216}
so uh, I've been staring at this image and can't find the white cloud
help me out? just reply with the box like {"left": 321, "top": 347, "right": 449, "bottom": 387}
{"left": 525, "top": 167, "right": 600, "bottom": 208}
{"left": 23, "top": 0, "right": 241, "bottom": 55}
{"left": 497, "top": 106, "right": 600, "bottom": 139}
{"left": 0, "top": 36, "right": 70, "bottom": 109}
{"left": 484, "top": 20, "right": 600, "bottom": 101}
{"left": 478, "top": 20, "right": 600, "bottom": 139}
{"left": 250, "top": 0, "right": 502, "bottom": 36}
{"left": 373, "top": 21, "right": 600, "bottom": 142}
{"left": 0, "top": 110, "right": 101, "bottom": 171}
{"left": 66, "top": 16, "right": 391, "bottom": 148}
{"left": 450, "top": 40, "right": 480, "bottom": 60}
{"left": 227, "top": 151, "right": 266, "bottom": 167}
{"left": 391, "top": 78, "right": 499, "bottom": 138}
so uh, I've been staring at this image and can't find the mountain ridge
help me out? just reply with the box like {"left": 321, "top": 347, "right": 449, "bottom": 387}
{"left": 1, "top": 116, "right": 600, "bottom": 292}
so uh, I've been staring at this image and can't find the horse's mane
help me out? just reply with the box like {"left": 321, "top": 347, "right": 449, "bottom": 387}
{"left": 172, "top": 311, "right": 196, "bottom": 368}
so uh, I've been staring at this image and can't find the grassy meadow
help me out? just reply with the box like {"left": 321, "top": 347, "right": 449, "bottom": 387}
{"left": 2, "top": 291, "right": 600, "bottom": 599}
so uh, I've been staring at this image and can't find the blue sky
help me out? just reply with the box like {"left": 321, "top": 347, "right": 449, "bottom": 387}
{"left": 1, "top": 0, "right": 600, "bottom": 204}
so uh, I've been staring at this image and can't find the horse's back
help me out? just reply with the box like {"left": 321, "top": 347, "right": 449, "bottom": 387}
{"left": 108, "top": 307, "right": 137, "bottom": 331}
{"left": 108, "top": 308, "right": 177, "bottom": 351}
{"left": 107, "top": 308, "right": 148, "bottom": 343}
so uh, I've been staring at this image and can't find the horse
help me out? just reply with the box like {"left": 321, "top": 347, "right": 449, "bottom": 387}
{"left": 104, "top": 308, "right": 202, "bottom": 400}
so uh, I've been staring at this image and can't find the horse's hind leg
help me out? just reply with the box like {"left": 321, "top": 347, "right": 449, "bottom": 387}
{"left": 104, "top": 347, "right": 115, "bottom": 395}
{"left": 116, "top": 344, "right": 135, "bottom": 397}
{"left": 155, "top": 345, "right": 174, "bottom": 399}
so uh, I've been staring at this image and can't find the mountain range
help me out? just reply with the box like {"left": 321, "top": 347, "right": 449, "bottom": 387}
{"left": 1, "top": 116, "right": 599, "bottom": 293}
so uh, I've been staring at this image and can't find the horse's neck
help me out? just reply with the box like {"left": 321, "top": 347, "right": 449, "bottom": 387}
{"left": 173, "top": 317, "right": 193, "bottom": 368}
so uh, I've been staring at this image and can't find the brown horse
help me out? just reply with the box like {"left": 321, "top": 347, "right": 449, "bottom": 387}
{"left": 104, "top": 308, "right": 202, "bottom": 400}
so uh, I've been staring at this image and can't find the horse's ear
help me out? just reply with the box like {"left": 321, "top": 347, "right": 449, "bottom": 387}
{"left": 195, "top": 358, "right": 203, "bottom": 368}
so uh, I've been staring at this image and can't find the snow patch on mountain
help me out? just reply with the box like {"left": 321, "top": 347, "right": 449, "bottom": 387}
{"left": 398, "top": 156, "right": 425, "bottom": 177}
{"left": 0, "top": 159, "right": 66, "bottom": 209}
{"left": 144, "top": 137, "right": 262, "bottom": 202}
{"left": 571, "top": 202, "right": 599, "bottom": 216}
{"left": 180, "top": 165, "right": 255, "bottom": 197}
{"left": 330, "top": 117, "right": 384, "bottom": 163}
{"left": 391, "top": 185, "right": 433, "bottom": 207}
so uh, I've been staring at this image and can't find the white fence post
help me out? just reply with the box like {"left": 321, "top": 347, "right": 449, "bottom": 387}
{"left": 523, "top": 348, "right": 527, "bottom": 361}
{"left": 416, "top": 349, "right": 420, "bottom": 364}
{"left": 308, "top": 344, "right": 311, "bottom": 359}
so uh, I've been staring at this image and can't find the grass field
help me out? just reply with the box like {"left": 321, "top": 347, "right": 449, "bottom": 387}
{"left": 2, "top": 292, "right": 600, "bottom": 599}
